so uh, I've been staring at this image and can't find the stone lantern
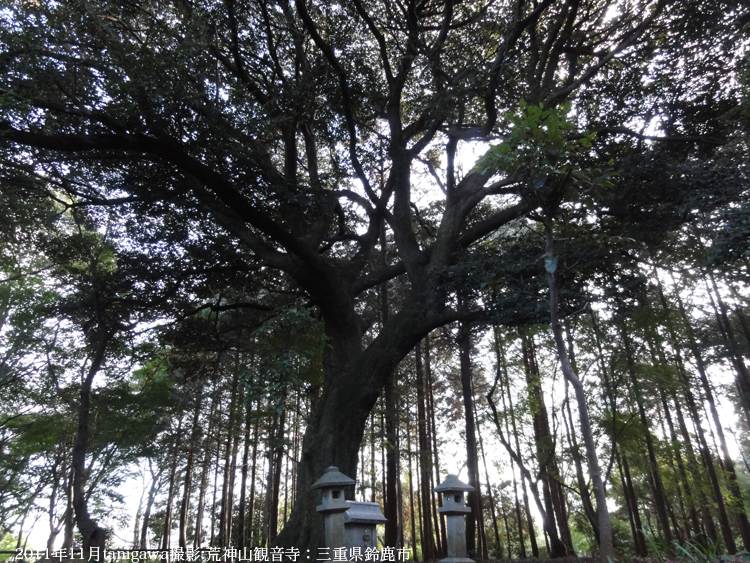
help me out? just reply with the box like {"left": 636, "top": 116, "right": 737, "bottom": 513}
{"left": 344, "top": 501, "right": 387, "bottom": 550}
{"left": 434, "top": 474, "right": 475, "bottom": 563}
{"left": 312, "top": 466, "right": 355, "bottom": 549}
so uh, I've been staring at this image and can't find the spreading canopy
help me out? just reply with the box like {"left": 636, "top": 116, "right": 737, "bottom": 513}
{"left": 1, "top": 0, "right": 745, "bottom": 555}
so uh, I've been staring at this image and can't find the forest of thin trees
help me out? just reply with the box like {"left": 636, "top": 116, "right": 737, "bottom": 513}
{"left": 3, "top": 237, "right": 750, "bottom": 559}
{"left": 1, "top": 0, "right": 750, "bottom": 561}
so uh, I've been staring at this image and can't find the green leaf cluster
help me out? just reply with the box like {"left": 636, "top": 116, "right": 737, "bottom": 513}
{"left": 480, "top": 101, "right": 616, "bottom": 213}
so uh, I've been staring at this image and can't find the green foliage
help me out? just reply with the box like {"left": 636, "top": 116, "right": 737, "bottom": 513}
{"left": 481, "top": 101, "right": 589, "bottom": 172}
{"left": 644, "top": 532, "right": 724, "bottom": 563}
{"left": 480, "top": 100, "right": 615, "bottom": 207}
{"left": 0, "top": 533, "right": 18, "bottom": 563}
{"left": 671, "top": 537, "right": 722, "bottom": 563}
{"left": 246, "top": 304, "right": 326, "bottom": 409}
{"left": 642, "top": 530, "right": 668, "bottom": 562}
{"left": 0, "top": 532, "right": 17, "bottom": 550}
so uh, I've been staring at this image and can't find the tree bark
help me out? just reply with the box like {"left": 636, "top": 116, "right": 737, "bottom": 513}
{"left": 381, "top": 221, "right": 400, "bottom": 548}
{"left": 416, "top": 340, "right": 436, "bottom": 561}
{"left": 542, "top": 220, "right": 613, "bottom": 562}
{"left": 709, "top": 274, "right": 750, "bottom": 430}
{"left": 384, "top": 371, "right": 400, "bottom": 546}
{"left": 269, "top": 403, "right": 286, "bottom": 541}
{"left": 72, "top": 329, "right": 112, "bottom": 552}
{"left": 476, "top": 406, "right": 501, "bottom": 554}
{"left": 619, "top": 325, "right": 673, "bottom": 545}
{"left": 616, "top": 448, "right": 648, "bottom": 556}
{"left": 248, "top": 401, "right": 261, "bottom": 547}
{"left": 62, "top": 463, "right": 75, "bottom": 550}
{"left": 179, "top": 388, "right": 204, "bottom": 549}
{"left": 193, "top": 390, "right": 218, "bottom": 549}
{"left": 406, "top": 394, "right": 417, "bottom": 554}
{"left": 562, "top": 376, "right": 599, "bottom": 545}
{"left": 140, "top": 460, "right": 163, "bottom": 549}
{"left": 670, "top": 277, "right": 742, "bottom": 552}
{"left": 649, "top": 262, "right": 719, "bottom": 545}
{"left": 425, "top": 335, "right": 447, "bottom": 556}
{"left": 274, "top": 291, "right": 452, "bottom": 554}
{"left": 521, "top": 334, "right": 567, "bottom": 557}
{"left": 458, "top": 324, "right": 481, "bottom": 558}
{"left": 161, "top": 416, "right": 184, "bottom": 552}
{"left": 238, "top": 394, "right": 254, "bottom": 550}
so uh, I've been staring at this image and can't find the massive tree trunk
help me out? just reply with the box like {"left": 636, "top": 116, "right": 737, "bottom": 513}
{"left": 384, "top": 370, "right": 400, "bottom": 546}
{"left": 3, "top": 1, "right": 690, "bottom": 555}
{"left": 275, "top": 291, "right": 450, "bottom": 553}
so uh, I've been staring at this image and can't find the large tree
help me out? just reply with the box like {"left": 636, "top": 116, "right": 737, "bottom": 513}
{"left": 0, "top": 0, "right": 744, "bottom": 558}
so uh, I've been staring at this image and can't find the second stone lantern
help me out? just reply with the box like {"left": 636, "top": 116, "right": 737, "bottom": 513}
{"left": 434, "top": 474, "right": 475, "bottom": 563}
{"left": 312, "top": 466, "right": 355, "bottom": 549}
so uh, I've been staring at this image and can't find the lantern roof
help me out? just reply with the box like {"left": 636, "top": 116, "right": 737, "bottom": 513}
{"left": 312, "top": 466, "right": 355, "bottom": 489}
{"left": 344, "top": 501, "right": 387, "bottom": 524}
{"left": 434, "top": 474, "right": 475, "bottom": 493}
